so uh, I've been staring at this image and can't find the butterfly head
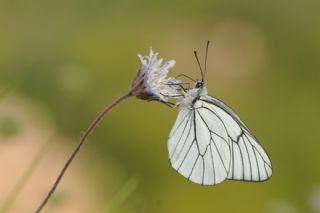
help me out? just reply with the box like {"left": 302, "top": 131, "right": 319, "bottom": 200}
{"left": 178, "top": 81, "right": 207, "bottom": 109}
{"left": 192, "top": 80, "right": 207, "bottom": 96}
{"left": 195, "top": 80, "right": 204, "bottom": 89}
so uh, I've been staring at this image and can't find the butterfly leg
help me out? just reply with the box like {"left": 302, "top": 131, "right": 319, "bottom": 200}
{"left": 164, "top": 82, "right": 189, "bottom": 92}
{"left": 175, "top": 74, "right": 196, "bottom": 82}
{"left": 161, "top": 101, "right": 176, "bottom": 108}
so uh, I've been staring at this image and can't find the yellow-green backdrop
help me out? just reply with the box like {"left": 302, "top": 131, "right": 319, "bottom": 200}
{"left": 0, "top": 0, "right": 319, "bottom": 212}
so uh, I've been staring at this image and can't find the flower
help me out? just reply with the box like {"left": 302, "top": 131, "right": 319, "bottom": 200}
{"left": 131, "top": 47, "right": 181, "bottom": 102}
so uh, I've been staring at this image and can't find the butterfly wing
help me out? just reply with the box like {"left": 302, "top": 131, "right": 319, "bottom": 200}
{"left": 168, "top": 104, "right": 231, "bottom": 185}
{"left": 199, "top": 95, "right": 273, "bottom": 181}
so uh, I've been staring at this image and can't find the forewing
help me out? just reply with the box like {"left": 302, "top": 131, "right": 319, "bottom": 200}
{"left": 200, "top": 96, "right": 273, "bottom": 182}
{"left": 168, "top": 104, "right": 231, "bottom": 185}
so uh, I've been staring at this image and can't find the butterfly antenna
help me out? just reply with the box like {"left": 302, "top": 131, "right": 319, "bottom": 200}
{"left": 204, "top": 40, "right": 210, "bottom": 80}
{"left": 194, "top": 50, "right": 204, "bottom": 81}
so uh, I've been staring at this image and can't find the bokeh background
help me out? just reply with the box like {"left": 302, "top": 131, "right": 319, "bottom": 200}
{"left": 0, "top": 0, "right": 319, "bottom": 212}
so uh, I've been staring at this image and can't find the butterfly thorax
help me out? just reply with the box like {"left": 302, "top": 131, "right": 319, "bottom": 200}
{"left": 178, "top": 81, "right": 208, "bottom": 109}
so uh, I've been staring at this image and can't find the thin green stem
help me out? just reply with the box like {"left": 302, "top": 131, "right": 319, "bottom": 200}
{"left": 103, "top": 175, "right": 139, "bottom": 213}
{"left": 35, "top": 91, "right": 133, "bottom": 213}
{"left": 0, "top": 135, "right": 54, "bottom": 213}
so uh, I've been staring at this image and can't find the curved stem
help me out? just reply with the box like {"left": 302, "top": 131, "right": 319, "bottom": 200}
{"left": 35, "top": 91, "right": 132, "bottom": 213}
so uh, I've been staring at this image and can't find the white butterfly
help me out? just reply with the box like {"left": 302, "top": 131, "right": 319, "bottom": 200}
{"left": 168, "top": 42, "right": 272, "bottom": 185}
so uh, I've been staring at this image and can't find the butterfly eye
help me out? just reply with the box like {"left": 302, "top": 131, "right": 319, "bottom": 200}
{"left": 195, "top": 81, "right": 203, "bottom": 88}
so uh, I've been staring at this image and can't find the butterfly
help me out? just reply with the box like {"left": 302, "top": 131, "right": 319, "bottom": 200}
{"left": 168, "top": 41, "right": 272, "bottom": 185}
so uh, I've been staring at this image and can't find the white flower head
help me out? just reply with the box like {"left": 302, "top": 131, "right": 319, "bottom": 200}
{"left": 131, "top": 47, "right": 181, "bottom": 102}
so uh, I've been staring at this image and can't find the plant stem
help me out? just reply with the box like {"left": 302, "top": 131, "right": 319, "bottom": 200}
{"left": 103, "top": 175, "right": 139, "bottom": 213}
{"left": 35, "top": 91, "right": 132, "bottom": 213}
{"left": 1, "top": 135, "right": 54, "bottom": 213}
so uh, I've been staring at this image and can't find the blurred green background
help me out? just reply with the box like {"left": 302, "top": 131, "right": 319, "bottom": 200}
{"left": 0, "top": 0, "right": 320, "bottom": 212}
